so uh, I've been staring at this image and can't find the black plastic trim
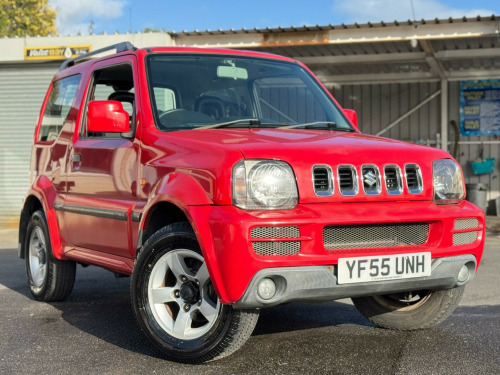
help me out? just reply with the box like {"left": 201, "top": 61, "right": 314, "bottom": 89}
{"left": 234, "top": 254, "right": 477, "bottom": 309}
{"left": 59, "top": 42, "right": 137, "bottom": 70}
{"left": 54, "top": 203, "right": 127, "bottom": 221}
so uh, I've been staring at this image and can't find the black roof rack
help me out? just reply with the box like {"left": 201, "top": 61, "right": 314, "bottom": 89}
{"left": 59, "top": 42, "right": 137, "bottom": 71}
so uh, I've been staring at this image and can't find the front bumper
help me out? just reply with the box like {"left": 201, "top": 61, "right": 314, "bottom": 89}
{"left": 233, "top": 254, "right": 477, "bottom": 308}
{"left": 187, "top": 200, "right": 485, "bottom": 305}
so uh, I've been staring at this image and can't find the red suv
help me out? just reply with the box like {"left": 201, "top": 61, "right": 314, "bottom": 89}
{"left": 19, "top": 42, "right": 484, "bottom": 363}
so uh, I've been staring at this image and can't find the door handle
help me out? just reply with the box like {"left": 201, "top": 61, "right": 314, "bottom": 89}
{"left": 71, "top": 154, "right": 82, "bottom": 162}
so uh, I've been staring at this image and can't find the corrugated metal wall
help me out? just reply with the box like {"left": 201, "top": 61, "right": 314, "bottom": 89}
{"left": 332, "top": 81, "right": 500, "bottom": 210}
{"left": 333, "top": 82, "right": 441, "bottom": 140}
{"left": 0, "top": 64, "right": 58, "bottom": 228}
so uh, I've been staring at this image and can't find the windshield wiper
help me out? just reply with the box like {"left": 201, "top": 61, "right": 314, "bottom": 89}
{"left": 280, "top": 121, "right": 355, "bottom": 132}
{"left": 195, "top": 119, "right": 263, "bottom": 130}
{"left": 195, "top": 119, "right": 292, "bottom": 130}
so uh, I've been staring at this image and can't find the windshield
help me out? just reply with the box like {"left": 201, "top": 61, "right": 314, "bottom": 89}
{"left": 146, "top": 54, "right": 354, "bottom": 132}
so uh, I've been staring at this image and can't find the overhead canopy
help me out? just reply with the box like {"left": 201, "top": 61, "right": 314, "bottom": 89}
{"left": 172, "top": 15, "right": 500, "bottom": 85}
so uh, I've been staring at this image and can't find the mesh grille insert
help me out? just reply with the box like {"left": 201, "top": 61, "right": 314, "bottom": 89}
{"left": 453, "top": 232, "right": 478, "bottom": 245}
{"left": 323, "top": 223, "right": 429, "bottom": 250}
{"left": 252, "top": 241, "right": 301, "bottom": 256}
{"left": 251, "top": 226, "right": 300, "bottom": 239}
{"left": 454, "top": 218, "right": 479, "bottom": 230}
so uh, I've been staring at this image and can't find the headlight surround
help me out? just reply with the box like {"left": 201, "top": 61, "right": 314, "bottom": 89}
{"left": 232, "top": 160, "right": 298, "bottom": 210}
{"left": 433, "top": 159, "right": 465, "bottom": 204}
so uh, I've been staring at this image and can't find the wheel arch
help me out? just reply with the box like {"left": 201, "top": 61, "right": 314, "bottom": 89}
{"left": 137, "top": 171, "right": 213, "bottom": 251}
{"left": 18, "top": 195, "right": 43, "bottom": 259}
{"left": 19, "top": 176, "right": 64, "bottom": 260}
{"left": 138, "top": 200, "right": 192, "bottom": 252}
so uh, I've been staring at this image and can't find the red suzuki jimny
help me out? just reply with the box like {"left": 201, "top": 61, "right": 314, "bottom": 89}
{"left": 18, "top": 42, "right": 485, "bottom": 363}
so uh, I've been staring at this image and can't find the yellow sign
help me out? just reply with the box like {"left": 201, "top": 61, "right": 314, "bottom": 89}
{"left": 24, "top": 45, "right": 91, "bottom": 61}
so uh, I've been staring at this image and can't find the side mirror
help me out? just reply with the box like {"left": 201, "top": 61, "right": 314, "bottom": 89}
{"left": 87, "top": 100, "right": 130, "bottom": 133}
{"left": 343, "top": 109, "right": 359, "bottom": 131}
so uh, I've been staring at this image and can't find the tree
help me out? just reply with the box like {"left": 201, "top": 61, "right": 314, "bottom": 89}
{"left": 0, "top": 0, "right": 57, "bottom": 37}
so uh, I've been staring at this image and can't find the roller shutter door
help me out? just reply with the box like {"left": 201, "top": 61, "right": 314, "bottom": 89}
{"left": 0, "top": 63, "right": 59, "bottom": 228}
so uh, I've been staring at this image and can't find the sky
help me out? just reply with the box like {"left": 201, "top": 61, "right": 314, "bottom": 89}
{"left": 49, "top": 0, "right": 500, "bottom": 36}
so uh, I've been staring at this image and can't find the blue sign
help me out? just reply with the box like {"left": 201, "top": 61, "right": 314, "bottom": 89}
{"left": 460, "top": 80, "right": 500, "bottom": 136}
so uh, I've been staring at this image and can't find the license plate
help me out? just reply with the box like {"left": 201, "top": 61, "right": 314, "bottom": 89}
{"left": 337, "top": 252, "right": 431, "bottom": 284}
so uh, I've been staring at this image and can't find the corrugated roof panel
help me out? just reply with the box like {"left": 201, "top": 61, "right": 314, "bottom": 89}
{"left": 170, "top": 15, "right": 498, "bottom": 36}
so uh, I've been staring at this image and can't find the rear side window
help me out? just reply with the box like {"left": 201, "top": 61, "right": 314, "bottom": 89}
{"left": 39, "top": 74, "right": 81, "bottom": 142}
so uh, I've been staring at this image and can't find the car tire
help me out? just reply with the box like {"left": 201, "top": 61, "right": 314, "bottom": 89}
{"left": 131, "top": 222, "right": 259, "bottom": 363}
{"left": 25, "top": 210, "right": 76, "bottom": 302}
{"left": 352, "top": 286, "right": 465, "bottom": 330}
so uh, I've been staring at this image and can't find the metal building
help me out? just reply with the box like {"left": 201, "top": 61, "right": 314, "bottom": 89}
{"left": 1, "top": 16, "right": 499, "bottom": 227}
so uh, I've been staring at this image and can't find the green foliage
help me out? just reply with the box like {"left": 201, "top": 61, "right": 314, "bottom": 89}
{"left": 0, "top": 10, "right": 7, "bottom": 35}
{"left": 0, "top": 0, "right": 57, "bottom": 37}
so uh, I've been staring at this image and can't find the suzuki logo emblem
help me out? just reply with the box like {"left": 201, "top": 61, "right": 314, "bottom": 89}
{"left": 363, "top": 170, "right": 378, "bottom": 187}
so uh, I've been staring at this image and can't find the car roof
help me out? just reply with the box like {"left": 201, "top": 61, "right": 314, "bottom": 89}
{"left": 54, "top": 44, "right": 297, "bottom": 80}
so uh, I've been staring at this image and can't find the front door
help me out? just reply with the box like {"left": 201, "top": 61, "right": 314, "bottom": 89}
{"left": 62, "top": 56, "right": 141, "bottom": 258}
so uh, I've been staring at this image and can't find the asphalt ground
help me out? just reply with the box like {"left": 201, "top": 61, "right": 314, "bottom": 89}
{"left": 0, "top": 228, "right": 499, "bottom": 375}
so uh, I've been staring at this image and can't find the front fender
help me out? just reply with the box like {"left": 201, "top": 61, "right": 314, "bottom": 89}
{"left": 146, "top": 171, "right": 214, "bottom": 210}
{"left": 139, "top": 172, "right": 229, "bottom": 301}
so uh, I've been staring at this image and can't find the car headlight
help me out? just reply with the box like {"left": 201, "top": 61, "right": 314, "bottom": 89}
{"left": 232, "top": 160, "right": 298, "bottom": 210}
{"left": 433, "top": 159, "right": 465, "bottom": 204}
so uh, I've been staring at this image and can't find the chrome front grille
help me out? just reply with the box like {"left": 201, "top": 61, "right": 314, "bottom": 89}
{"left": 405, "top": 164, "right": 423, "bottom": 194}
{"left": 338, "top": 165, "right": 358, "bottom": 196}
{"left": 323, "top": 223, "right": 429, "bottom": 250}
{"left": 384, "top": 165, "right": 403, "bottom": 194}
{"left": 361, "top": 165, "right": 381, "bottom": 195}
{"left": 311, "top": 163, "right": 422, "bottom": 197}
{"left": 312, "top": 165, "right": 334, "bottom": 196}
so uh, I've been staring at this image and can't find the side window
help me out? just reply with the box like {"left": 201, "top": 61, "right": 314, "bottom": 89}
{"left": 84, "top": 64, "right": 135, "bottom": 138}
{"left": 39, "top": 75, "right": 81, "bottom": 142}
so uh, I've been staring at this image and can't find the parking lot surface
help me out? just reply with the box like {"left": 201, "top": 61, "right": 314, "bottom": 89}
{"left": 1, "top": 230, "right": 499, "bottom": 375}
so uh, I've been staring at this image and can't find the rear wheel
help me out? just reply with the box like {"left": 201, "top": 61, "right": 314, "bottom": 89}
{"left": 25, "top": 210, "right": 76, "bottom": 302}
{"left": 131, "top": 222, "right": 259, "bottom": 363}
{"left": 352, "top": 287, "right": 465, "bottom": 330}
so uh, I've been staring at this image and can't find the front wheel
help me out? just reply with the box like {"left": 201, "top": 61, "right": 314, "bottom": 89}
{"left": 352, "top": 287, "right": 465, "bottom": 330}
{"left": 131, "top": 223, "right": 259, "bottom": 363}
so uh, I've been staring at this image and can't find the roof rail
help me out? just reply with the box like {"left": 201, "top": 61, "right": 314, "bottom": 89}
{"left": 59, "top": 42, "right": 137, "bottom": 71}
